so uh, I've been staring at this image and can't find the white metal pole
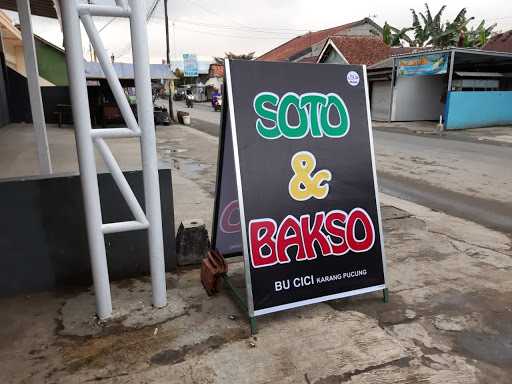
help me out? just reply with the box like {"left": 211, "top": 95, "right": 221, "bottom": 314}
{"left": 447, "top": 50, "right": 455, "bottom": 93}
{"left": 388, "top": 58, "right": 395, "bottom": 123}
{"left": 128, "top": 0, "right": 167, "bottom": 308}
{"left": 16, "top": 0, "right": 52, "bottom": 175}
{"left": 81, "top": 15, "right": 140, "bottom": 134}
{"left": 94, "top": 138, "right": 148, "bottom": 226}
{"left": 61, "top": 0, "right": 112, "bottom": 319}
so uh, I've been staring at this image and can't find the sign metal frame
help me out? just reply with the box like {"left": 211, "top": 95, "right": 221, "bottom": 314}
{"left": 224, "top": 59, "right": 256, "bottom": 316}
{"left": 214, "top": 59, "right": 388, "bottom": 328}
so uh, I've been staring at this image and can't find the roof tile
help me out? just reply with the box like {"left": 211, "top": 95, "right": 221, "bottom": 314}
{"left": 326, "top": 35, "right": 391, "bottom": 66}
{"left": 257, "top": 18, "right": 380, "bottom": 61}
{"left": 208, "top": 63, "right": 224, "bottom": 78}
{"left": 483, "top": 30, "right": 512, "bottom": 53}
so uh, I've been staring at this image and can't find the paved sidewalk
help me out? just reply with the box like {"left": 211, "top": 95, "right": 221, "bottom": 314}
{"left": 0, "top": 122, "right": 218, "bottom": 234}
{"left": 1, "top": 193, "right": 511, "bottom": 383}
{"left": 373, "top": 121, "right": 512, "bottom": 147}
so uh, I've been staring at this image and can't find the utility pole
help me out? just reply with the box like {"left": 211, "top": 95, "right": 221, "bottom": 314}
{"left": 163, "top": 0, "right": 175, "bottom": 122}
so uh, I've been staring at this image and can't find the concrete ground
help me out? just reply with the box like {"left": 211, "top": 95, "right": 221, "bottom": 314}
{"left": 0, "top": 193, "right": 511, "bottom": 383}
{"left": 1, "top": 110, "right": 512, "bottom": 382}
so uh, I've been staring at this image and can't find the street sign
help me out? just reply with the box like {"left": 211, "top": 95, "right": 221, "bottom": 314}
{"left": 183, "top": 53, "right": 198, "bottom": 77}
{"left": 213, "top": 60, "right": 387, "bottom": 317}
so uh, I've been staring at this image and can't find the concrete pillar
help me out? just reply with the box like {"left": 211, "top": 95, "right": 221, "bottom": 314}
{"left": 16, "top": 0, "right": 52, "bottom": 175}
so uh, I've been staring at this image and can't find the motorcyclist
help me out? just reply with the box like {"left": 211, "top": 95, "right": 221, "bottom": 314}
{"left": 212, "top": 90, "right": 221, "bottom": 111}
{"left": 185, "top": 90, "right": 194, "bottom": 108}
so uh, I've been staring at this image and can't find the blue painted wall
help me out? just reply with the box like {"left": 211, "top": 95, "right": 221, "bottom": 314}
{"left": 445, "top": 91, "right": 512, "bottom": 129}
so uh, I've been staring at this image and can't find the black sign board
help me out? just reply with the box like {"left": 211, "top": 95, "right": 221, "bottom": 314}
{"left": 212, "top": 60, "right": 387, "bottom": 317}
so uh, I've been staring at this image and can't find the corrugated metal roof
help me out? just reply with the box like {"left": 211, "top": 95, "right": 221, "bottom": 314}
{"left": 0, "top": 0, "right": 57, "bottom": 18}
{"left": 455, "top": 71, "right": 503, "bottom": 77}
{"left": 368, "top": 57, "right": 393, "bottom": 70}
{"left": 391, "top": 47, "right": 512, "bottom": 59}
{"left": 369, "top": 47, "right": 512, "bottom": 70}
{"left": 84, "top": 62, "right": 177, "bottom": 80}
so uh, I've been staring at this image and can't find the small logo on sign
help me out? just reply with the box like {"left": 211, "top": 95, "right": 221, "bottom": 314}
{"left": 347, "top": 71, "right": 360, "bottom": 86}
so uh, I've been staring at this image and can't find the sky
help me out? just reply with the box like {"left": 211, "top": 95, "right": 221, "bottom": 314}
{"left": 5, "top": 0, "right": 512, "bottom": 64}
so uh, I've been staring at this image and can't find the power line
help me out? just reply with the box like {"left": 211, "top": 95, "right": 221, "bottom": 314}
{"left": 172, "top": 20, "right": 303, "bottom": 37}
{"left": 147, "top": 0, "right": 161, "bottom": 22}
{"left": 172, "top": 21, "right": 177, "bottom": 56}
{"left": 181, "top": 0, "right": 312, "bottom": 32}
{"left": 184, "top": 0, "right": 251, "bottom": 29}
{"left": 152, "top": 15, "right": 311, "bottom": 33}
{"left": 114, "top": 0, "right": 162, "bottom": 59}
{"left": 489, "top": 16, "right": 512, "bottom": 21}
{"left": 176, "top": 24, "right": 294, "bottom": 40}
{"left": 98, "top": 17, "right": 118, "bottom": 32}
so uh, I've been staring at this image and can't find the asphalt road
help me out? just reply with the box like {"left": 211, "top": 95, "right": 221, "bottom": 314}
{"left": 176, "top": 101, "right": 512, "bottom": 234}
{"left": 374, "top": 131, "right": 512, "bottom": 234}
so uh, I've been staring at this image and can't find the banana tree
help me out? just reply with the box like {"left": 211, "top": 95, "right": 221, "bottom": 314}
{"left": 463, "top": 20, "right": 497, "bottom": 47}
{"left": 214, "top": 52, "right": 255, "bottom": 64}
{"left": 380, "top": 3, "right": 496, "bottom": 49}
{"left": 435, "top": 8, "right": 474, "bottom": 47}
{"left": 410, "top": 8, "right": 429, "bottom": 47}
{"left": 420, "top": 4, "right": 448, "bottom": 47}
{"left": 381, "top": 22, "right": 414, "bottom": 46}
{"left": 406, "top": 3, "right": 449, "bottom": 47}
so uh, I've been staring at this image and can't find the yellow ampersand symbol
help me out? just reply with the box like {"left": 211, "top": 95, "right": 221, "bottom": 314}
{"left": 288, "top": 151, "right": 332, "bottom": 201}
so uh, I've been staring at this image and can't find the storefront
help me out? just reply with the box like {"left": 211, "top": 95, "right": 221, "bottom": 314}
{"left": 368, "top": 48, "right": 512, "bottom": 129}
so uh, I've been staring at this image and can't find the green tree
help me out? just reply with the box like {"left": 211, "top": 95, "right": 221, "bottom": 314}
{"left": 174, "top": 67, "right": 185, "bottom": 86}
{"left": 456, "top": 20, "right": 496, "bottom": 47}
{"left": 430, "top": 7, "right": 474, "bottom": 48}
{"left": 410, "top": 8, "right": 429, "bottom": 47}
{"left": 380, "top": 3, "right": 496, "bottom": 49}
{"left": 381, "top": 22, "right": 413, "bottom": 46}
{"left": 214, "top": 52, "right": 255, "bottom": 64}
{"left": 423, "top": 4, "right": 448, "bottom": 47}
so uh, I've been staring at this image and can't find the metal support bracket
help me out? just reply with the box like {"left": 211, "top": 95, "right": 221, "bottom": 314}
{"left": 60, "top": 0, "right": 167, "bottom": 319}
{"left": 222, "top": 273, "right": 257, "bottom": 335}
{"left": 382, "top": 288, "right": 389, "bottom": 303}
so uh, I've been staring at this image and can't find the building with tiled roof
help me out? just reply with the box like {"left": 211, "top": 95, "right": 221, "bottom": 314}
{"left": 257, "top": 18, "right": 382, "bottom": 63}
{"left": 296, "top": 56, "right": 318, "bottom": 63}
{"left": 483, "top": 30, "right": 512, "bottom": 53}
{"left": 316, "top": 35, "right": 392, "bottom": 66}
{"left": 208, "top": 63, "right": 224, "bottom": 78}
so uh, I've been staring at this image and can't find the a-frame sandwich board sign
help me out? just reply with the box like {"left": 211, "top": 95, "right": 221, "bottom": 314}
{"left": 212, "top": 59, "right": 388, "bottom": 331}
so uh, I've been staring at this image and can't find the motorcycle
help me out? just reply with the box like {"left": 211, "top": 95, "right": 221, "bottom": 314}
{"left": 185, "top": 93, "right": 194, "bottom": 108}
{"left": 212, "top": 95, "right": 222, "bottom": 112}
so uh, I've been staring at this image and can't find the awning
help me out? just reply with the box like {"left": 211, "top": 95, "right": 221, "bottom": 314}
{"left": 0, "top": 0, "right": 57, "bottom": 18}
{"left": 84, "top": 62, "right": 177, "bottom": 80}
